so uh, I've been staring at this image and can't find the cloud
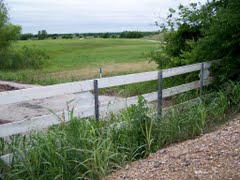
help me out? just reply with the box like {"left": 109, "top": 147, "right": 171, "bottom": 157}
{"left": 5, "top": 0, "right": 206, "bottom": 33}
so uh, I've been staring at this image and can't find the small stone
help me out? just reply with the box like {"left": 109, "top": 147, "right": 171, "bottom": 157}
{"left": 220, "top": 150, "right": 225, "bottom": 154}
{"left": 134, "top": 172, "right": 139, "bottom": 176}
{"left": 159, "top": 149, "right": 166, "bottom": 154}
{"left": 153, "top": 163, "right": 161, "bottom": 168}
{"left": 212, "top": 167, "right": 219, "bottom": 174}
{"left": 173, "top": 168, "right": 179, "bottom": 171}
{"left": 194, "top": 170, "right": 208, "bottom": 175}
{"left": 123, "top": 176, "right": 131, "bottom": 180}
{"left": 207, "top": 156, "right": 214, "bottom": 160}
{"left": 140, "top": 169, "right": 144, "bottom": 173}
{"left": 169, "top": 155, "right": 177, "bottom": 159}
{"left": 181, "top": 160, "right": 191, "bottom": 166}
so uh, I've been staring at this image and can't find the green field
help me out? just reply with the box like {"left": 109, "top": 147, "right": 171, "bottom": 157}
{"left": 0, "top": 39, "right": 159, "bottom": 85}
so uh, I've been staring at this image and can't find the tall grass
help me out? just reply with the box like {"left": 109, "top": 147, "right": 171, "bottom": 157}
{"left": 1, "top": 81, "right": 240, "bottom": 179}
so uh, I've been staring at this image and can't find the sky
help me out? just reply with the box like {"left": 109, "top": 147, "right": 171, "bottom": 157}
{"left": 5, "top": 0, "right": 206, "bottom": 34}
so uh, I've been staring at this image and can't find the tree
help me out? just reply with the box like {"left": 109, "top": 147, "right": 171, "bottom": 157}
{"left": 20, "top": 33, "right": 33, "bottom": 40}
{"left": 101, "top": 33, "right": 110, "bottom": 38}
{"left": 189, "top": 0, "right": 240, "bottom": 81}
{"left": 119, "top": 31, "right": 144, "bottom": 38}
{"left": 0, "top": 1, "right": 49, "bottom": 70}
{"left": 62, "top": 34, "right": 73, "bottom": 39}
{"left": 151, "top": 0, "right": 240, "bottom": 82}
{"left": 0, "top": 0, "right": 21, "bottom": 51}
{"left": 38, "top": 30, "right": 48, "bottom": 40}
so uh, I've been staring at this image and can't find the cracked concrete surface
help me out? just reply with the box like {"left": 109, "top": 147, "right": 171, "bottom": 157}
{"left": 0, "top": 81, "right": 121, "bottom": 124}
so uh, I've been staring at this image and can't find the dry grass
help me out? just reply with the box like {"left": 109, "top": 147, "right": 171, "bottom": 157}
{"left": 34, "top": 61, "right": 158, "bottom": 81}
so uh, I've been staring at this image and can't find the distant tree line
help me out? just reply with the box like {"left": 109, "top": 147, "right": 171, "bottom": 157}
{"left": 19, "top": 31, "right": 160, "bottom": 40}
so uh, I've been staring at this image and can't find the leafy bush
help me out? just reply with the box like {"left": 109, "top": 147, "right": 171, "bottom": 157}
{"left": 51, "top": 36, "right": 57, "bottom": 39}
{"left": 0, "top": 0, "right": 21, "bottom": 52}
{"left": 0, "top": 1, "right": 48, "bottom": 70}
{"left": 111, "top": 34, "right": 117, "bottom": 38}
{"left": 0, "top": 46, "right": 49, "bottom": 70}
{"left": 120, "top": 31, "right": 144, "bottom": 39}
{"left": 101, "top": 33, "right": 110, "bottom": 38}
{"left": 190, "top": 0, "right": 240, "bottom": 82}
{"left": 151, "top": 0, "right": 240, "bottom": 82}
{"left": 19, "top": 33, "right": 33, "bottom": 40}
{"left": 62, "top": 34, "right": 73, "bottom": 39}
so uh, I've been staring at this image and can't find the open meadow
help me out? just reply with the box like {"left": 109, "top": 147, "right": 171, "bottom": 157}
{"left": 0, "top": 39, "right": 159, "bottom": 85}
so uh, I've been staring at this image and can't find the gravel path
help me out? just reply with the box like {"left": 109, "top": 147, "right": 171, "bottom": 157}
{"left": 108, "top": 117, "right": 240, "bottom": 180}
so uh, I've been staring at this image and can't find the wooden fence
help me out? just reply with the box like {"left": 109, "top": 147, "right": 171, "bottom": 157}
{"left": 0, "top": 61, "right": 215, "bottom": 165}
{"left": 0, "top": 61, "right": 214, "bottom": 139}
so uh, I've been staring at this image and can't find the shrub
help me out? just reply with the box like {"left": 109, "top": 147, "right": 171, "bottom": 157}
{"left": 101, "top": 33, "right": 110, "bottom": 38}
{"left": 0, "top": 0, "right": 21, "bottom": 51}
{"left": 111, "top": 35, "right": 117, "bottom": 38}
{"left": 19, "top": 33, "right": 33, "bottom": 40}
{"left": 62, "top": 34, "right": 73, "bottom": 39}
{"left": 120, "top": 31, "right": 144, "bottom": 39}
{"left": 0, "top": 46, "right": 49, "bottom": 70}
{"left": 151, "top": 0, "right": 240, "bottom": 83}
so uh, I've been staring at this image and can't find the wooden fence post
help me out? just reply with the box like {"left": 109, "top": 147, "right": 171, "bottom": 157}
{"left": 99, "top": 67, "right": 102, "bottom": 78}
{"left": 94, "top": 80, "right": 99, "bottom": 121}
{"left": 200, "top": 63, "right": 204, "bottom": 98}
{"left": 158, "top": 71, "right": 163, "bottom": 117}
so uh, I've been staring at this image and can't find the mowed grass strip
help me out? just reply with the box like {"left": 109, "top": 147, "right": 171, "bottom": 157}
{"left": 0, "top": 39, "right": 159, "bottom": 85}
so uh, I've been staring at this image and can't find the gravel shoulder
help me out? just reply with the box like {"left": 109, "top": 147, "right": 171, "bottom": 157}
{"left": 108, "top": 116, "right": 240, "bottom": 180}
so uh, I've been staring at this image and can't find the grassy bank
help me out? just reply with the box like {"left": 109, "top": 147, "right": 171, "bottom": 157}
{"left": 0, "top": 39, "right": 158, "bottom": 85}
{"left": 1, "top": 81, "right": 240, "bottom": 179}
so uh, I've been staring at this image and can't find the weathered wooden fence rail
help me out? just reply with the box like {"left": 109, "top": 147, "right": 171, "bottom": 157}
{"left": 0, "top": 62, "right": 211, "bottom": 106}
{"left": 0, "top": 61, "right": 214, "bottom": 139}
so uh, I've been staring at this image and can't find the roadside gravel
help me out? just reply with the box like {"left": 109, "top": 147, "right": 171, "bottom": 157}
{"left": 108, "top": 116, "right": 240, "bottom": 180}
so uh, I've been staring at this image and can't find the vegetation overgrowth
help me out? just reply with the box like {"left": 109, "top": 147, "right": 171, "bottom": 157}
{"left": 0, "top": 0, "right": 239, "bottom": 178}
{"left": 0, "top": 1, "right": 48, "bottom": 70}
{"left": 1, "top": 81, "right": 240, "bottom": 179}
{"left": 150, "top": 0, "right": 240, "bottom": 83}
